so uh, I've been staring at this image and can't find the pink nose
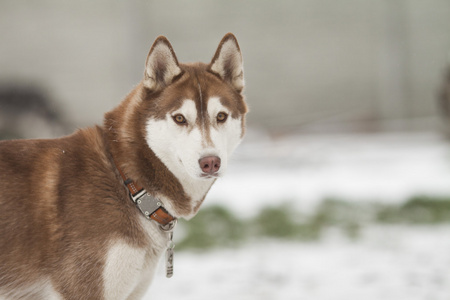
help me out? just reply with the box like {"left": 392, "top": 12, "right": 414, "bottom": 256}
{"left": 199, "top": 156, "right": 221, "bottom": 174}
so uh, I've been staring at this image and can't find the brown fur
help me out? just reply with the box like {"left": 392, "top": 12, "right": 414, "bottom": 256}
{"left": 0, "top": 34, "right": 247, "bottom": 299}
{"left": 0, "top": 127, "right": 144, "bottom": 299}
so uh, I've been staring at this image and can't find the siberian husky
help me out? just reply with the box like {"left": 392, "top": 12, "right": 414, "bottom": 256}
{"left": 0, "top": 33, "right": 248, "bottom": 299}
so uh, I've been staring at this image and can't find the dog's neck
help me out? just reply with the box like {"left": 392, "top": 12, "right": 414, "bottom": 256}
{"left": 103, "top": 84, "right": 214, "bottom": 219}
{"left": 114, "top": 159, "right": 177, "bottom": 227}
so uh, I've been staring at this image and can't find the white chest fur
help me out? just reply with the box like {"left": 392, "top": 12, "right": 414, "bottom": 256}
{"left": 103, "top": 216, "right": 168, "bottom": 300}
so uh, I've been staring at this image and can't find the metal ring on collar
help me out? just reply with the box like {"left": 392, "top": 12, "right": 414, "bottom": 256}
{"left": 159, "top": 219, "right": 178, "bottom": 232}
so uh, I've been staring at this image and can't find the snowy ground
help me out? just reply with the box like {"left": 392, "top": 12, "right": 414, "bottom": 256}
{"left": 149, "top": 226, "right": 450, "bottom": 300}
{"left": 209, "top": 130, "right": 450, "bottom": 215}
{"left": 144, "top": 131, "right": 450, "bottom": 299}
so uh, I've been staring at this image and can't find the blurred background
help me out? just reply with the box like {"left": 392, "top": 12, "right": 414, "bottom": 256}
{"left": 2, "top": 1, "right": 450, "bottom": 299}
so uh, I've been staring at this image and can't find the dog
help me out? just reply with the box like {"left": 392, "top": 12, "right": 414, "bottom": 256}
{"left": 0, "top": 33, "right": 248, "bottom": 300}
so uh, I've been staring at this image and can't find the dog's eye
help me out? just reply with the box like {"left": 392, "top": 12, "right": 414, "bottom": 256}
{"left": 217, "top": 112, "right": 228, "bottom": 123}
{"left": 173, "top": 114, "right": 187, "bottom": 125}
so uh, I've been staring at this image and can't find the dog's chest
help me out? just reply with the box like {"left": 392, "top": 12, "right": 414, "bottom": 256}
{"left": 103, "top": 218, "right": 168, "bottom": 300}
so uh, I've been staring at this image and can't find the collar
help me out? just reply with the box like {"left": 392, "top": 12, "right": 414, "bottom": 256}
{"left": 115, "top": 162, "right": 177, "bottom": 228}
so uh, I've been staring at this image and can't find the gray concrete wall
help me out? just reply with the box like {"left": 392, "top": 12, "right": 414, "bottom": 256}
{"left": 1, "top": 0, "right": 450, "bottom": 134}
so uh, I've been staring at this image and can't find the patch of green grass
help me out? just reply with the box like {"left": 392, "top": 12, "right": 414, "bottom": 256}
{"left": 252, "top": 200, "right": 364, "bottom": 241}
{"left": 377, "top": 195, "right": 450, "bottom": 224}
{"left": 177, "top": 195, "right": 450, "bottom": 250}
{"left": 310, "top": 199, "right": 366, "bottom": 239}
{"left": 252, "top": 203, "right": 303, "bottom": 239}
{"left": 177, "top": 205, "right": 246, "bottom": 250}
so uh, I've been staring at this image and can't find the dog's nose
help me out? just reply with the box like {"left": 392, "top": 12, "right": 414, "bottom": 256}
{"left": 199, "top": 156, "right": 221, "bottom": 174}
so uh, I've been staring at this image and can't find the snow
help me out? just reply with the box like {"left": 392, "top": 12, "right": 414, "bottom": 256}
{"left": 148, "top": 226, "right": 450, "bottom": 300}
{"left": 144, "top": 131, "right": 450, "bottom": 299}
{"left": 208, "top": 131, "right": 450, "bottom": 215}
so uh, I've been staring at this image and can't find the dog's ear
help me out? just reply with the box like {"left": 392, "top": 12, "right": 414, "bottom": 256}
{"left": 209, "top": 33, "right": 244, "bottom": 93}
{"left": 144, "top": 36, "right": 182, "bottom": 91}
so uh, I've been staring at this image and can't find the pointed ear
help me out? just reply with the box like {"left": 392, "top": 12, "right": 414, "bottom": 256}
{"left": 209, "top": 33, "right": 244, "bottom": 92}
{"left": 144, "top": 36, "right": 182, "bottom": 91}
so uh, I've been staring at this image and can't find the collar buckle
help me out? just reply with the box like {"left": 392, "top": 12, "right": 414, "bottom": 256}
{"left": 133, "top": 191, "right": 163, "bottom": 219}
{"left": 113, "top": 160, "right": 176, "bottom": 227}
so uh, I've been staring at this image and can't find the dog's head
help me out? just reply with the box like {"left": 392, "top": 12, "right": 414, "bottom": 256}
{"left": 143, "top": 34, "right": 248, "bottom": 183}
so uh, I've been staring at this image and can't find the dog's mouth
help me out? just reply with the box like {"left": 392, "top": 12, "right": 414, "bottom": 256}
{"left": 200, "top": 172, "right": 220, "bottom": 179}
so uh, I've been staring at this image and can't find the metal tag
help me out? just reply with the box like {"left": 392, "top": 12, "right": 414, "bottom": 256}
{"left": 166, "top": 246, "right": 174, "bottom": 278}
{"left": 166, "top": 231, "right": 175, "bottom": 278}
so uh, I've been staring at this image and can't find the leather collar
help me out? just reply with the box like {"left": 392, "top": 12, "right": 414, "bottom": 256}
{"left": 115, "top": 162, "right": 176, "bottom": 227}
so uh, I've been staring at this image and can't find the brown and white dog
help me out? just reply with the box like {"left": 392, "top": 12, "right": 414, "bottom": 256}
{"left": 0, "top": 33, "right": 247, "bottom": 300}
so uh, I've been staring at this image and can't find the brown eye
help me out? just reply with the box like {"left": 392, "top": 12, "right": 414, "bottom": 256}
{"left": 173, "top": 114, "right": 186, "bottom": 124}
{"left": 217, "top": 112, "right": 228, "bottom": 123}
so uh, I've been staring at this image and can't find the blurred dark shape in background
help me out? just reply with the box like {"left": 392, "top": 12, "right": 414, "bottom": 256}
{"left": 0, "top": 84, "right": 70, "bottom": 139}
